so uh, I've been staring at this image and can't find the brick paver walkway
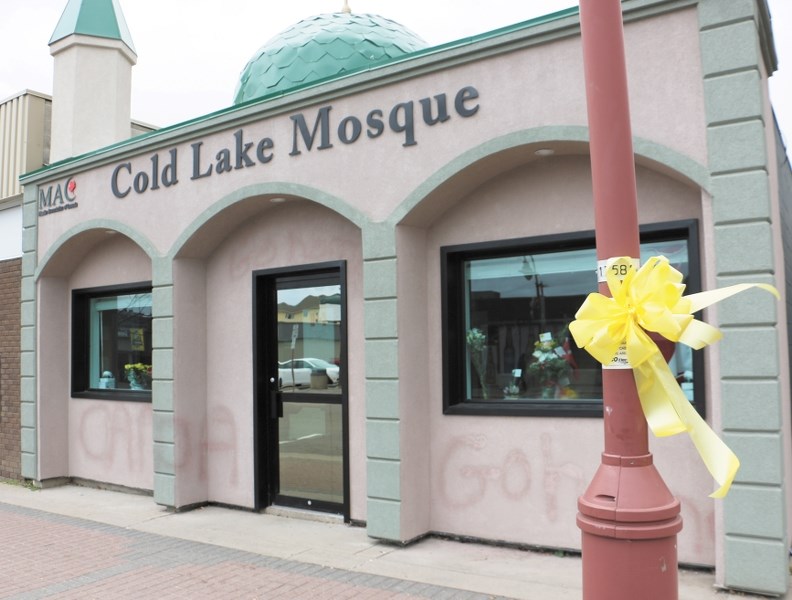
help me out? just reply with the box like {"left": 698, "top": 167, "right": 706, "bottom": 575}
{"left": 1, "top": 502, "right": 509, "bottom": 599}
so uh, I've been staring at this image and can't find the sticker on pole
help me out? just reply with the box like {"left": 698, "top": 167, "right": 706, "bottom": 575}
{"left": 603, "top": 341, "right": 631, "bottom": 369}
{"left": 597, "top": 257, "right": 640, "bottom": 284}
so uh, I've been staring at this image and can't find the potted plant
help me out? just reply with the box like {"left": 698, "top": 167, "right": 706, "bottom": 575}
{"left": 502, "top": 382, "right": 521, "bottom": 399}
{"left": 124, "top": 363, "right": 152, "bottom": 390}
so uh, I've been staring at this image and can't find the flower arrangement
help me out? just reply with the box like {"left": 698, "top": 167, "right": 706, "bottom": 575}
{"left": 527, "top": 332, "right": 570, "bottom": 397}
{"left": 466, "top": 328, "right": 488, "bottom": 399}
{"left": 124, "top": 363, "right": 152, "bottom": 390}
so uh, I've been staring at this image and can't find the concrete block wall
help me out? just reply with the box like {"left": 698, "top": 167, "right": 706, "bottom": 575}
{"left": 19, "top": 186, "right": 37, "bottom": 481}
{"left": 151, "top": 257, "right": 175, "bottom": 507}
{"left": 363, "top": 224, "right": 403, "bottom": 540}
{"left": 698, "top": 0, "right": 790, "bottom": 595}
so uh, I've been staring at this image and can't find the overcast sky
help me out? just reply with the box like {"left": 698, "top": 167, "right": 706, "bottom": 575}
{"left": 1, "top": 0, "right": 790, "bottom": 148}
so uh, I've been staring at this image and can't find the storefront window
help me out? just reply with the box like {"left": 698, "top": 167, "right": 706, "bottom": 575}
{"left": 72, "top": 284, "right": 153, "bottom": 400}
{"left": 441, "top": 221, "right": 701, "bottom": 417}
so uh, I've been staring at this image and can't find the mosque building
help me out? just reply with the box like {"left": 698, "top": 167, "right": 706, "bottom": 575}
{"left": 6, "top": 0, "right": 792, "bottom": 595}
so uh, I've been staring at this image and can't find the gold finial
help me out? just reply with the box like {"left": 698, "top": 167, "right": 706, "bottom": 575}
{"left": 342, "top": 0, "right": 351, "bottom": 13}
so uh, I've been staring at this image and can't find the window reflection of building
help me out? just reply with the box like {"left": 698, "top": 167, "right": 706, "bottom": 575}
{"left": 276, "top": 288, "right": 342, "bottom": 364}
{"left": 465, "top": 252, "right": 588, "bottom": 401}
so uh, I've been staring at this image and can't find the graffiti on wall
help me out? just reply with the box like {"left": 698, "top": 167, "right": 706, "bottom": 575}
{"left": 76, "top": 404, "right": 240, "bottom": 488}
{"left": 438, "top": 432, "right": 586, "bottom": 521}
{"left": 78, "top": 403, "right": 150, "bottom": 475}
{"left": 173, "top": 405, "right": 239, "bottom": 486}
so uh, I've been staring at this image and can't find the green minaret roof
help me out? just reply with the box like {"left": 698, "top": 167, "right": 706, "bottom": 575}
{"left": 50, "top": 0, "right": 136, "bottom": 53}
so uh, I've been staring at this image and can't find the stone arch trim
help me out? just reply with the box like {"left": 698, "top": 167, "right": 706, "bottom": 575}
{"left": 34, "top": 219, "right": 160, "bottom": 280}
{"left": 167, "top": 182, "right": 369, "bottom": 260}
{"left": 386, "top": 126, "right": 710, "bottom": 227}
{"left": 21, "top": 219, "right": 160, "bottom": 485}
{"left": 156, "top": 182, "right": 369, "bottom": 508}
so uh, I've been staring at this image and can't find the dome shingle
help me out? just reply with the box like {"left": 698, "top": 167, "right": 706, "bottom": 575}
{"left": 233, "top": 12, "right": 427, "bottom": 104}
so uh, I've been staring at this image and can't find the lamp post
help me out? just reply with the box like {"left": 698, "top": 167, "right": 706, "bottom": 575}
{"left": 521, "top": 255, "right": 546, "bottom": 324}
{"left": 577, "top": 1, "right": 682, "bottom": 598}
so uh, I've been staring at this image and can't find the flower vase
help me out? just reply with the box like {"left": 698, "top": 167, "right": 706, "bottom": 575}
{"left": 472, "top": 348, "right": 488, "bottom": 400}
{"left": 127, "top": 370, "right": 147, "bottom": 390}
{"left": 541, "top": 384, "right": 556, "bottom": 399}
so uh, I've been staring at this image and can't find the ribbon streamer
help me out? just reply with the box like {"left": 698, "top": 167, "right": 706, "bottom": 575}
{"left": 569, "top": 255, "right": 779, "bottom": 498}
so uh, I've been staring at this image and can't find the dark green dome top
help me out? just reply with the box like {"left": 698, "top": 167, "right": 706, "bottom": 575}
{"left": 233, "top": 12, "right": 428, "bottom": 104}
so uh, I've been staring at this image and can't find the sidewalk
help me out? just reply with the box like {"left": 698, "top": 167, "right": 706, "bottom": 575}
{"left": 0, "top": 482, "right": 761, "bottom": 599}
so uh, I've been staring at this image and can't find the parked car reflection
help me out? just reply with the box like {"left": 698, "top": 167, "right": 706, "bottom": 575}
{"left": 278, "top": 358, "right": 340, "bottom": 388}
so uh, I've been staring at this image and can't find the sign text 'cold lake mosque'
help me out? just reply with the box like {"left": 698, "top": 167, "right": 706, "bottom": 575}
{"left": 107, "top": 85, "right": 480, "bottom": 200}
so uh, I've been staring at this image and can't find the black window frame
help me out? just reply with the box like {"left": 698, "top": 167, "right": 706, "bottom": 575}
{"left": 71, "top": 281, "right": 153, "bottom": 402}
{"left": 441, "top": 220, "right": 702, "bottom": 417}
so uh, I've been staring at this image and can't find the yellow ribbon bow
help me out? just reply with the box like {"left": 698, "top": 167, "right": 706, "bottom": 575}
{"left": 569, "top": 256, "right": 779, "bottom": 498}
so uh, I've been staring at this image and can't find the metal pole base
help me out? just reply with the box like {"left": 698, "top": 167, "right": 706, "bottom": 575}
{"left": 577, "top": 452, "right": 682, "bottom": 600}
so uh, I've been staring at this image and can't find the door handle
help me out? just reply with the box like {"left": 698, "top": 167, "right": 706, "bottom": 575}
{"left": 271, "top": 392, "right": 283, "bottom": 419}
{"left": 268, "top": 376, "right": 283, "bottom": 419}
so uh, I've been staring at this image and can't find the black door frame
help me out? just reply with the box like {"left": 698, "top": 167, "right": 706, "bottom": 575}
{"left": 252, "top": 260, "right": 349, "bottom": 520}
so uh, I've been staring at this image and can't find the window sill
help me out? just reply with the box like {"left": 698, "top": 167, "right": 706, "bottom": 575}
{"left": 71, "top": 390, "right": 152, "bottom": 402}
{"left": 443, "top": 399, "right": 603, "bottom": 417}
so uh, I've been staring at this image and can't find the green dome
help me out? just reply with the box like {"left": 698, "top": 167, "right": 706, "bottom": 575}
{"left": 233, "top": 12, "right": 428, "bottom": 104}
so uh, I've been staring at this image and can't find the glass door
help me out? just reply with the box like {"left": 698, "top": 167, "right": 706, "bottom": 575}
{"left": 254, "top": 263, "right": 348, "bottom": 517}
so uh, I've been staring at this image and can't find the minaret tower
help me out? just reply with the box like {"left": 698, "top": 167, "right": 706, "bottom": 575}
{"left": 49, "top": 0, "right": 137, "bottom": 162}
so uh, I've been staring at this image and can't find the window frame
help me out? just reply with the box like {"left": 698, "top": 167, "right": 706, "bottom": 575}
{"left": 71, "top": 281, "right": 153, "bottom": 402}
{"left": 441, "top": 220, "right": 702, "bottom": 417}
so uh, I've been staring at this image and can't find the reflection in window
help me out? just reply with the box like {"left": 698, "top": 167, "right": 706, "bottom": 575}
{"left": 278, "top": 402, "right": 343, "bottom": 503}
{"left": 72, "top": 286, "right": 152, "bottom": 397}
{"left": 443, "top": 224, "right": 698, "bottom": 416}
{"left": 276, "top": 284, "right": 342, "bottom": 394}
